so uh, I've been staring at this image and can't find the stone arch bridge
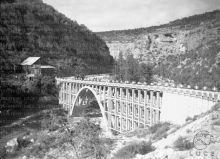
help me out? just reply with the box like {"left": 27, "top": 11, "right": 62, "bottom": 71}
{"left": 56, "top": 77, "right": 220, "bottom": 133}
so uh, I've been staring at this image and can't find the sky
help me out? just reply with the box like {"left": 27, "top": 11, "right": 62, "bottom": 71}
{"left": 43, "top": 0, "right": 220, "bottom": 32}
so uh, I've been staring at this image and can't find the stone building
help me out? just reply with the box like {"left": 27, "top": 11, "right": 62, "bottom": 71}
{"left": 21, "top": 57, "right": 55, "bottom": 81}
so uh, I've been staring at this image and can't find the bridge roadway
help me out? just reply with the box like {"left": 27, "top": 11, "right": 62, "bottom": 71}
{"left": 56, "top": 77, "right": 220, "bottom": 133}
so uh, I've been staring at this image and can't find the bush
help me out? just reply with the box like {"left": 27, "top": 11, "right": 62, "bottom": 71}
{"left": 25, "top": 133, "right": 57, "bottom": 158}
{"left": 114, "top": 141, "right": 155, "bottom": 159}
{"left": 149, "top": 122, "right": 169, "bottom": 133}
{"left": 41, "top": 109, "right": 68, "bottom": 131}
{"left": 173, "top": 136, "right": 194, "bottom": 151}
{"left": 150, "top": 122, "right": 171, "bottom": 140}
{"left": 0, "top": 147, "right": 6, "bottom": 159}
{"left": 211, "top": 103, "right": 220, "bottom": 112}
{"left": 186, "top": 129, "right": 192, "bottom": 134}
{"left": 62, "top": 118, "right": 113, "bottom": 159}
{"left": 185, "top": 116, "right": 193, "bottom": 122}
{"left": 112, "top": 130, "right": 120, "bottom": 136}
{"left": 17, "top": 137, "right": 32, "bottom": 150}
{"left": 192, "top": 115, "right": 199, "bottom": 121}
{"left": 212, "top": 119, "right": 220, "bottom": 126}
{"left": 125, "top": 128, "right": 150, "bottom": 138}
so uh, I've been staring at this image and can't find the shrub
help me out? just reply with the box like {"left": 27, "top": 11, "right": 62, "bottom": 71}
{"left": 186, "top": 129, "right": 192, "bottom": 134}
{"left": 211, "top": 103, "right": 220, "bottom": 112}
{"left": 150, "top": 122, "right": 170, "bottom": 134}
{"left": 173, "top": 136, "right": 194, "bottom": 151}
{"left": 62, "top": 118, "right": 114, "bottom": 159}
{"left": 212, "top": 119, "right": 220, "bottom": 126}
{"left": 150, "top": 122, "right": 171, "bottom": 140}
{"left": 185, "top": 116, "right": 193, "bottom": 122}
{"left": 25, "top": 134, "right": 57, "bottom": 158}
{"left": 114, "top": 141, "right": 155, "bottom": 159}
{"left": 93, "top": 138, "right": 114, "bottom": 159}
{"left": 17, "top": 137, "right": 32, "bottom": 150}
{"left": 40, "top": 76, "right": 58, "bottom": 96}
{"left": 41, "top": 109, "right": 68, "bottom": 131}
{"left": 125, "top": 128, "right": 150, "bottom": 138}
{"left": 112, "top": 130, "right": 120, "bottom": 136}
{"left": 0, "top": 147, "right": 6, "bottom": 159}
{"left": 192, "top": 115, "right": 199, "bottom": 121}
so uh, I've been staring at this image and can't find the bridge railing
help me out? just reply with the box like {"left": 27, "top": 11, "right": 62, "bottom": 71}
{"left": 56, "top": 77, "right": 220, "bottom": 102}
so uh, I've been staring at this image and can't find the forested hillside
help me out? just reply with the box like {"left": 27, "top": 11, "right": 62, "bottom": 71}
{"left": 0, "top": 0, "right": 114, "bottom": 77}
{"left": 0, "top": 0, "right": 114, "bottom": 122}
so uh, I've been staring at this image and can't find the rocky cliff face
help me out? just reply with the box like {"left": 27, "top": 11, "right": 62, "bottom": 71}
{"left": 97, "top": 10, "right": 220, "bottom": 88}
{"left": 98, "top": 10, "right": 220, "bottom": 62}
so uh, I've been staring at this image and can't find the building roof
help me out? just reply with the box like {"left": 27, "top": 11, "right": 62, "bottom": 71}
{"left": 21, "top": 57, "right": 40, "bottom": 66}
{"left": 40, "top": 65, "right": 55, "bottom": 69}
{"left": 26, "top": 74, "right": 35, "bottom": 77}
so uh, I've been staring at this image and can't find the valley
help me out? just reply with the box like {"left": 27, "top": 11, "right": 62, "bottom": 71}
{"left": 0, "top": 0, "right": 220, "bottom": 159}
{"left": 97, "top": 10, "right": 220, "bottom": 88}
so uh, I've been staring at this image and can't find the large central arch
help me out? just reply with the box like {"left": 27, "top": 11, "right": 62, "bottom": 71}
{"left": 69, "top": 86, "right": 109, "bottom": 132}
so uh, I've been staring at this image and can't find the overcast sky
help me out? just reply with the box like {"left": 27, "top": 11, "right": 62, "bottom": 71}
{"left": 43, "top": 0, "right": 220, "bottom": 32}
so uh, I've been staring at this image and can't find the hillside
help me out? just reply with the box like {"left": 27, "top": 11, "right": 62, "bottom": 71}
{"left": 96, "top": 10, "right": 220, "bottom": 88}
{"left": 109, "top": 104, "right": 220, "bottom": 159}
{"left": 1, "top": 101, "right": 219, "bottom": 159}
{"left": 0, "top": 0, "right": 114, "bottom": 77}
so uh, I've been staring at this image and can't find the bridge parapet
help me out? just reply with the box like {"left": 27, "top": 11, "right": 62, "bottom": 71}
{"left": 56, "top": 77, "right": 220, "bottom": 133}
{"left": 56, "top": 78, "right": 220, "bottom": 102}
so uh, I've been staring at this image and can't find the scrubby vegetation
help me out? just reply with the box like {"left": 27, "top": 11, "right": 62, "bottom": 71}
{"left": 124, "top": 128, "right": 150, "bottom": 138}
{"left": 173, "top": 136, "right": 194, "bottom": 151}
{"left": 211, "top": 103, "right": 220, "bottom": 112}
{"left": 212, "top": 119, "right": 220, "bottom": 126}
{"left": 149, "top": 122, "right": 171, "bottom": 140}
{"left": 64, "top": 118, "right": 113, "bottom": 159}
{"left": 0, "top": 75, "right": 59, "bottom": 126}
{"left": 124, "top": 122, "right": 172, "bottom": 140}
{"left": 40, "top": 109, "right": 67, "bottom": 131}
{"left": 2, "top": 108, "right": 114, "bottom": 159}
{"left": 113, "top": 141, "right": 155, "bottom": 159}
{"left": 185, "top": 103, "right": 220, "bottom": 125}
{"left": 154, "top": 43, "right": 220, "bottom": 89}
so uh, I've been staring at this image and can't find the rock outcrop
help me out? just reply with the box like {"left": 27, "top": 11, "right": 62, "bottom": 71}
{"left": 97, "top": 10, "right": 220, "bottom": 88}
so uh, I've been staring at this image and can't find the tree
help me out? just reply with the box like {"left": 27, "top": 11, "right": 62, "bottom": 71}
{"left": 140, "top": 63, "right": 153, "bottom": 84}
{"left": 62, "top": 118, "right": 112, "bottom": 159}
{"left": 124, "top": 53, "right": 140, "bottom": 82}
{"left": 74, "top": 59, "right": 87, "bottom": 79}
{"left": 114, "top": 51, "right": 126, "bottom": 80}
{"left": 113, "top": 51, "right": 154, "bottom": 83}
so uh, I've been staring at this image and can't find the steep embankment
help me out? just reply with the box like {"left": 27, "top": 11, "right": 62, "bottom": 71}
{"left": 0, "top": 0, "right": 114, "bottom": 76}
{"left": 97, "top": 10, "right": 220, "bottom": 88}
{"left": 109, "top": 104, "right": 220, "bottom": 159}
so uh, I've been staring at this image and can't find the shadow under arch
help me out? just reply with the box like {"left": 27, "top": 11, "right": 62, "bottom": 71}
{"left": 69, "top": 86, "right": 109, "bottom": 132}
